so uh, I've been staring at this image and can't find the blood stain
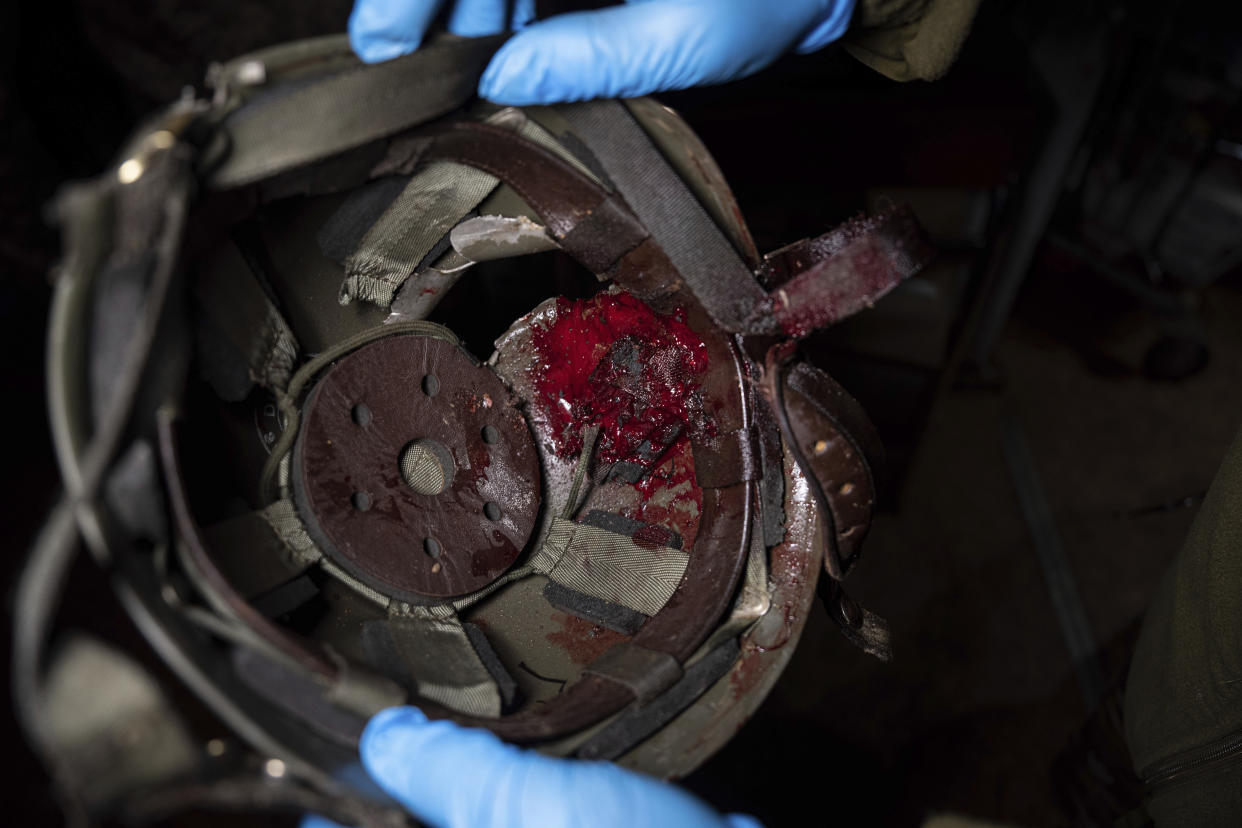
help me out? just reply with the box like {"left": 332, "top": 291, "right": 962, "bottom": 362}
{"left": 545, "top": 613, "right": 630, "bottom": 665}
{"left": 528, "top": 292, "right": 709, "bottom": 466}
{"left": 730, "top": 645, "right": 765, "bottom": 698}
{"left": 630, "top": 440, "right": 703, "bottom": 549}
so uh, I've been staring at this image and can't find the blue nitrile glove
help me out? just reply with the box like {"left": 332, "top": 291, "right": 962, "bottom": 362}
{"left": 302, "top": 706, "right": 762, "bottom": 828}
{"left": 348, "top": 0, "right": 857, "bottom": 105}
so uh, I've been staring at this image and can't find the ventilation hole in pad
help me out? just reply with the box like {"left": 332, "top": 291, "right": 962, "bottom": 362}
{"left": 400, "top": 439, "right": 454, "bottom": 496}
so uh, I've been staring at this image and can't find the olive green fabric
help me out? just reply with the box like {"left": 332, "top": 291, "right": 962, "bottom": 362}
{"left": 339, "top": 160, "right": 499, "bottom": 306}
{"left": 538, "top": 517, "right": 690, "bottom": 617}
{"left": 260, "top": 498, "right": 322, "bottom": 569}
{"left": 1124, "top": 425, "right": 1242, "bottom": 825}
{"left": 388, "top": 603, "right": 503, "bottom": 718}
{"left": 436, "top": 515, "right": 688, "bottom": 618}
{"left": 1139, "top": 758, "right": 1242, "bottom": 827}
{"left": 194, "top": 242, "right": 299, "bottom": 399}
{"left": 845, "top": 0, "right": 982, "bottom": 82}
{"left": 257, "top": 494, "right": 687, "bottom": 715}
{"left": 207, "top": 34, "right": 507, "bottom": 189}
{"left": 338, "top": 110, "right": 600, "bottom": 308}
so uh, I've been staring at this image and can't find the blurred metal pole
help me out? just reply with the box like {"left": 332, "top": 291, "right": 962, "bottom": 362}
{"left": 966, "top": 20, "right": 1111, "bottom": 370}
{"left": 1002, "top": 411, "right": 1107, "bottom": 711}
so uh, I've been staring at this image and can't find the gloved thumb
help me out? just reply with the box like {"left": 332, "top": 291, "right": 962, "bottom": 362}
{"left": 479, "top": 0, "right": 854, "bottom": 105}
{"left": 359, "top": 706, "right": 761, "bottom": 828}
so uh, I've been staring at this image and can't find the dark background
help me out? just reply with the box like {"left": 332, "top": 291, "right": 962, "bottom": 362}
{"left": 5, "top": 0, "right": 1242, "bottom": 825}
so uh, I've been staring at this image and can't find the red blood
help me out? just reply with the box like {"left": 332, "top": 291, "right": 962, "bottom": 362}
{"left": 771, "top": 243, "right": 901, "bottom": 339}
{"left": 631, "top": 523, "right": 677, "bottom": 550}
{"left": 529, "top": 292, "right": 709, "bottom": 465}
{"left": 458, "top": 432, "right": 491, "bottom": 488}
{"left": 730, "top": 645, "right": 765, "bottom": 698}
{"left": 470, "top": 536, "right": 518, "bottom": 576}
{"left": 630, "top": 438, "right": 702, "bottom": 549}
{"left": 546, "top": 613, "right": 629, "bottom": 665}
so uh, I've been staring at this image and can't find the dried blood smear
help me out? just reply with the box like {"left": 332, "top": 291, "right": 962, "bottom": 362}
{"left": 546, "top": 613, "right": 629, "bottom": 665}
{"left": 631, "top": 442, "right": 702, "bottom": 549}
{"left": 530, "top": 292, "right": 709, "bottom": 464}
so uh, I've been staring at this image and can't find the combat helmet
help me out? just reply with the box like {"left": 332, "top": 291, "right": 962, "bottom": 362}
{"left": 20, "top": 32, "right": 932, "bottom": 824}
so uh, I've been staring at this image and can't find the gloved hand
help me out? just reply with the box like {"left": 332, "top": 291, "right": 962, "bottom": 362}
{"left": 303, "top": 706, "right": 761, "bottom": 828}
{"left": 348, "top": 0, "right": 857, "bottom": 105}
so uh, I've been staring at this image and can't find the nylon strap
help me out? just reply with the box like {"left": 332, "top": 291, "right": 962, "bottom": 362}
{"left": 576, "top": 638, "right": 740, "bottom": 761}
{"left": 746, "top": 204, "right": 934, "bottom": 338}
{"left": 576, "top": 500, "right": 771, "bottom": 760}
{"left": 339, "top": 161, "right": 498, "bottom": 306}
{"left": 534, "top": 517, "right": 688, "bottom": 617}
{"left": 754, "top": 390, "right": 788, "bottom": 548}
{"left": 207, "top": 34, "right": 508, "bottom": 189}
{"left": 541, "top": 581, "right": 648, "bottom": 635}
{"left": 338, "top": 112, "right": 598, "bottom": 307}
{"left": 559, "top": 102, "right": 932, "bottom": 340}
{"left": 387, "top": 603, "right": 504, "bottom": 718}
{"left": 419, "top": 123, "right": 649, "bottom": 278}
{"left": 411, "top": 111, "right": 923, "bottom": 349}
{"left": 584, "top": 643, "right": 682, "bottom": 704}
{"left": 194, "top": 242, "right": 299, "bottom": 399}
{"left": 230, "top": 648, "right": 368, "bottom": 745}
{"left": 557, "top": 100, "right": 778, "bottom": 334}
{"left": 202, "top": 506, "right": 315, "bottom": 601}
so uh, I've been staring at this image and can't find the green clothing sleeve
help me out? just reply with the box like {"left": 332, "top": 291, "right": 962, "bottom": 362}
{"left": 843, "top": 0, "right": 983, "bottom": 81}
{"left": 1124, "top": 425, "right": 1242, "bottom": 826}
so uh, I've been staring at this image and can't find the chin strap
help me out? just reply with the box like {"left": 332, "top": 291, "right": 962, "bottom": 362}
{"left": 204, "top": 33, "right": 509, "bottom": 189}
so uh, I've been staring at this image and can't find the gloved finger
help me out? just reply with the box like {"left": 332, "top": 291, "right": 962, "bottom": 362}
{"left": 623, "top": 0, "right": 852, "bottom": 50}
{"left": 796, "top": 0, "right": 857, "bottom": 53}
{"left": 297, "top": 760, "right": 397, "bottom": 828}
{"left": 478, "top": 0, "right": 853, "bottom": 105}
{"left": 361, "top": 706, "right": 740, "bottom": 828}
{"left": 300, "top": 817, "right": 349, "bottom": 828}
{"left": 349, "top": 0, "right": 447, "bottom": 63}
{"left": 446, "top": 0, "right": 536, "bottom": 35}
{"left": 446, "top": 0, "right": 508, "bottom": 37}
{"left": 510, "top": 0, "right": 537, "bottom": 30}
{"left": 449, "top": 0, "right": 536, "bottom": 37}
